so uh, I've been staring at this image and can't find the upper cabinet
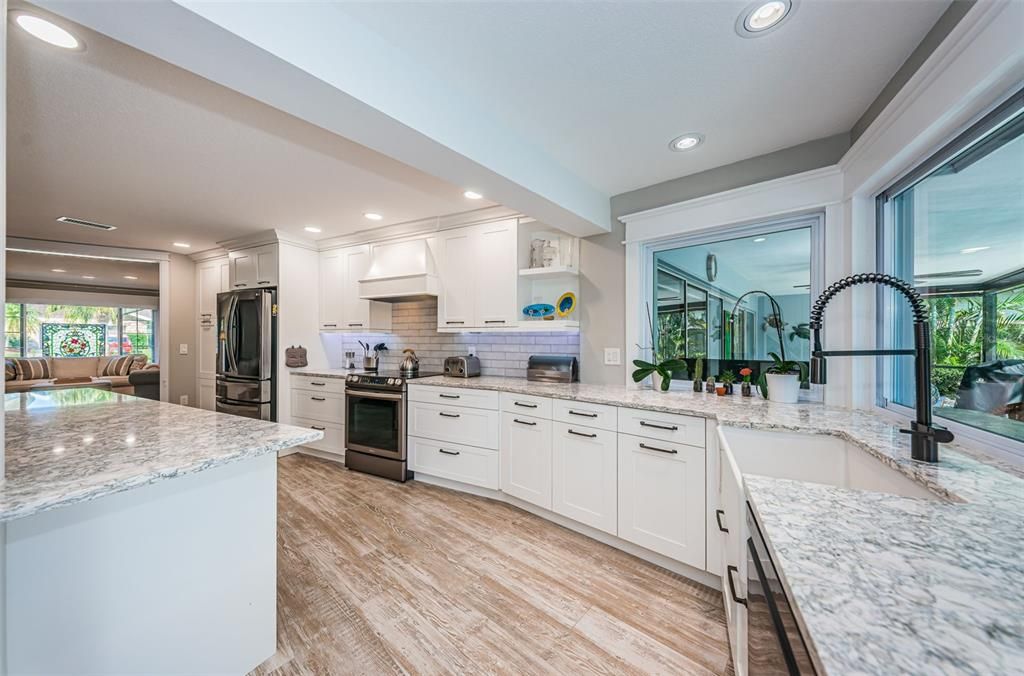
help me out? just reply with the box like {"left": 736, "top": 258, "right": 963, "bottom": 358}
{"left": 229, "top": 244, "right": 278, "bottom": 289}
{"left": 437, "top": 219, "right": 518, "bottom": 330}
{"left": 196, "top": 256, "right": 230, "bottom": 385}
{"left": 318, "top": 245, "right": 392, "bottom": 331}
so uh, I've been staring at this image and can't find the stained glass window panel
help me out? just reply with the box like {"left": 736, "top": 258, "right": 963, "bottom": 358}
{"left": 41, "top": 323, "right": 107, "bottom": 358}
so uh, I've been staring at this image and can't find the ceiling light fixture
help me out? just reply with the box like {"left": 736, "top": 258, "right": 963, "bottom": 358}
{"left": 960, "top": 246, "right": 990, "bottom": 254}
{"left": 669, "top": 134, "right": 704, "bottom": 152}
{"left": 364, "top": 212, "right": 383, "bottom": 221}
{"left": 304, "top": 226, "right": 322, "bottom": 234}
{"left": 51, "top": 268, "right": 66, "bottom": 273}
{"left": 123, "top": 275, "right": 138, "bottom": 280}
{"left": 736, "top": 0, "right": 795, "bottom": 37}
{"left": 172, "top": 242, "right": 191, "bottom": 248}
{"left": 12, "top": 13, "right": 81, "bottom": 50}
{"left": 753, "top": 237, "right": 767, "bottom": 243}
{"left": 464, "top": 191, "right": 483, "bottom": 200}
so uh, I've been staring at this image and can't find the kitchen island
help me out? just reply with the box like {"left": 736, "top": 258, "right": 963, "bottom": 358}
{"left": 1, "top": 389, "right": 321, "bottom": 675}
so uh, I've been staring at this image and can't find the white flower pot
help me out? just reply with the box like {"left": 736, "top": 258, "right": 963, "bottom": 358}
{"left": 651, "top": 371, "right": 670, "bottom": 392}
{"left": 766, "top": 373, "right": 800, "bottom": 403}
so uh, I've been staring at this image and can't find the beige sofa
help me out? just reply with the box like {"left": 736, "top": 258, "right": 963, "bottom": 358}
{"left": 5, "top": 356, "right": 158, "bottom": 395}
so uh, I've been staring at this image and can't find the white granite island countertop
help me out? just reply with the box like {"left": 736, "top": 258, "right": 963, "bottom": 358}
{"left": 406, "top": 375, "right": 1024, "bottom": 674}
{"left": 1, "top": 389, "right": 322, "bottom": 522}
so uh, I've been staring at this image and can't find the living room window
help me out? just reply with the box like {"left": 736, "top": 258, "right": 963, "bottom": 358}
{"left": 876, "top": 89, "right": 1023, "bottom": 447}
{"left": 4, "top": 303, "right": 157, "bottom": 362}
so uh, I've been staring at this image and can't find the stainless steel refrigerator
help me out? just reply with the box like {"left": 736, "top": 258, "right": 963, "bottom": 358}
{"left": 216, "top": 288, "right": 277, "bottom": 420}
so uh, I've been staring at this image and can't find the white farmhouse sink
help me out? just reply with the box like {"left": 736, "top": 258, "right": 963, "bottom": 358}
{"left": 720, "top": 427, "right": 938, "bottom": 501}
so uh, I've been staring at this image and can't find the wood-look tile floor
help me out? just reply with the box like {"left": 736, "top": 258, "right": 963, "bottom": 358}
{"left": 251, "top": 454, "right": 734, "bottom": 676}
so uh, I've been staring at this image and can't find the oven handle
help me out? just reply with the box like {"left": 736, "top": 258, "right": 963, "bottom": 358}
{"left": 345, "top": 390, "right": 404, "bottom": 402}
{"left": 727, "top": 565, "right": 747, "bottom": 606}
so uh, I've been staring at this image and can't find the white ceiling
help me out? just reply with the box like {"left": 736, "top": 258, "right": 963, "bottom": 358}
{"left": 6, "top": 6, "right": 494, "bottom": 253}
{"left": 5, "top": 250, "right": 160, "bottom": 290}
{"left": 334, "top": 0, "right": 951, "bottom": 195}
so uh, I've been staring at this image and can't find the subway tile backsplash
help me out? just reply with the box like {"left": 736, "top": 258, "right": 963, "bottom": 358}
{"left": 319, "top": 299, "right": 579, "bottom": 378}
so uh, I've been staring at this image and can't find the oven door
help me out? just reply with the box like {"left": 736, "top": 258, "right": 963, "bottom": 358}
{"left": 345, "top": 389, "right": 406, "bottom": 460}
{"left": 745, "top": 504, "right": 818, "bottom": 675}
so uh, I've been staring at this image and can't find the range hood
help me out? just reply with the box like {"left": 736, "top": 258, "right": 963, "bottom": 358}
{"left": 359, "top": 238, "right": 439, "bottom": 302}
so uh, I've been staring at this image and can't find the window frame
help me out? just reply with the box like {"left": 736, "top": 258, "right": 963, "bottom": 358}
{"left": 4, "top": 302, "right": 158, "bottom": 362}
{"left": 874, "top": 87, "right": 1024, "bottom": 461}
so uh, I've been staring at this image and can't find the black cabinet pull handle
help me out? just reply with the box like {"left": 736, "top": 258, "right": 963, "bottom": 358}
{"left": 311, "top": 425, "right": 326, "bottom": 431}
{"left": 438, "top": 449, "right": 460, "bottom": 456}
{"left": 310, "top": 382, "right": 326, "bottom": 386}
{"left": 234, "top": 283, "right": 247, "bottom": 288}
{"left": 640, "top": 420, "right": 679, "bottom": 431}
{"left": 311, "top": 396, "right": 326, "bottom": 402}
{"left": 323, "top": 323, "right": 337, "bottom": 327}
{"left": 484, "top": 320, "right": 505, "bottom": 324}
{"left": 727, "top": 565, "right": 747, "bottom": 606}
{"left": 258, "top": 280, "right": 272, "bottom": 285}
{"left": 438, "top": 393, "right": 461, "bottom": 399}
{"left": 348, "top": 323, "right": 363, "bottom": 327}
{"left": 513, "top": 418, "right": 537, "bottom": 426}
{"left": 716, "top": 509, "right": 729, "bottom": 533}
{"left": 639, "top": 442, "right": 677, "bottom": 454}
{"left": 439, "top": 412, "right": 461, "bottom": 418}
{"left": 446, "top": 321, "right": 465, "bottom": 325}
{"left": 568, "top": 410, "right": 598, "bottom": 418}
{"left": 514, "top": 401, "right": 538, "bottom": 408}
{"left": 568, "top": 428, "right": 597, "bottom": 438}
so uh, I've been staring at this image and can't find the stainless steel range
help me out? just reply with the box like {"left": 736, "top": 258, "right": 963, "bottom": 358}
{"left": 344, "top": 370, "right": 441, "bottom": 482}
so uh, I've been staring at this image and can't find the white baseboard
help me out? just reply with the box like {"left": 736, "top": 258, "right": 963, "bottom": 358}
{"left": 413, "top": 472, "right": 721, "bottom": 590}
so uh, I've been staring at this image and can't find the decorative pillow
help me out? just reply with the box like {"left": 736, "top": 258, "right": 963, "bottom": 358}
{"left": 5, "top": 360, "right": 16, "bottom": 382}
{"left": 102, "top": 355, "right": 136, "bottom": 377}
{"left": 128, "top": 355, "right": 149, "bottom": 372}
{"left": 12, "top": 357, "right": 51, "bottom": 381}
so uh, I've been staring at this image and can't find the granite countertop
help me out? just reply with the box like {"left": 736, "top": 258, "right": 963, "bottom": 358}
{"left": 407, "top": 375, "right": 1024, "bottom": 674}
{"left": 2, "top": 389, "right": 322, "bottom": 523}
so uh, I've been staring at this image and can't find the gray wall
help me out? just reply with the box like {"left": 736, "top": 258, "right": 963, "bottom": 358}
{"left": 166, "top": 253, "right": 196, "bottom": 405}
{"left": 579, "top": 134, "right": 849, "bottom": 386}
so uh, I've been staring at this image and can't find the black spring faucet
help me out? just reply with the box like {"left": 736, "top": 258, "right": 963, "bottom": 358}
{"left": 809, "top": 273, "right": 953, "bottom": 463}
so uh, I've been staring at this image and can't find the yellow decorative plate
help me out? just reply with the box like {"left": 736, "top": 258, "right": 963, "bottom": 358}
{"left": 556, "top": 291, "right": 577, "bottom": 318}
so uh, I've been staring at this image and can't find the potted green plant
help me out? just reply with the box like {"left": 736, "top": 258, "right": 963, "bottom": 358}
{"left": 692, "top": 357, "right": 704, "bottom": 392}
{"left": 720, "top": 370, "right": 736, "bottom": 395}
{"left": 632, "top": 303, "right": 687, "bottom": 392}
{"left": 758, "top": 351, "right": 808, "bottom": 404}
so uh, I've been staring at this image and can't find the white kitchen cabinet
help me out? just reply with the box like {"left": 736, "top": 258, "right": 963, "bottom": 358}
{"left": 617, "top": 433, "right": 706, "bottom": 569}
{"left": 199, "top": 379, "right": 216, "bottom": 412}
{"left": 720, "top": 438, "right": 749, "bottom": 676}
{"left": 318, "top": 246, "right": 391, "bottom": 331}
{"left": 196, "top": 256, "right": 229, "bottom": 381}
{"left": 500, "top": 412, "right": 553, "bottom": 510}
{"left": 229, "top": 244, "right": 278, "bottom": 289}
{"left": 474, "top": 220, "right": 518, "bottom": 327}
{"left": 552, "top": 422, "right": 617, "bottom": 535}
{"left": 409, "top": 400, "right": 499, "bottom": 449}
{"left": 409, "top": 436, "right": 499, "bottom": 490}
{"left": 436, "top": 220, "right": 518, "bottom": 329}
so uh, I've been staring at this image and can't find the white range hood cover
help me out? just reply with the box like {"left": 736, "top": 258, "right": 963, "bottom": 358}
{"left": 359, "top": 238, "right": 439, "bottom": 302}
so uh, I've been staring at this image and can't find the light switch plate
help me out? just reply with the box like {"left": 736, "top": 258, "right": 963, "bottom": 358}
{"left": 604, "top": 347, "right": 621, "bottom": 365}
{"left": 178, "top": 343, "right": 189, "bottom": 355}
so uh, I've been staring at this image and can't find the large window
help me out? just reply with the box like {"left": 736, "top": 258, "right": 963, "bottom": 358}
{"left": 878, "top": 90, "right": 1023, "bottom": 445}
{"left": 4, "top": 304, "right": 156, "bottom": 362}
{"left": 651, "top": 216, "right": 819, "bottom": 385}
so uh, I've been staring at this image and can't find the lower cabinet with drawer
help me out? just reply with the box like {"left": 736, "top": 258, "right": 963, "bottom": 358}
{"left": 409, "top": 436, "right": 499, "bottom": 489}
{"left": 409, "top": 401, "right": 499, "bottom": 450}
{"left": 291, "top": 416, "right": 345, "bottom": 457}
{"left": 291, "top": 390, "right": 345, "bottom": 424}
{"left": 500, "top": 412, "right": 553, "bottom": 510}
{"left": 617, "top": 433, "right": 707, "bottom": 570}
{"left": 551, "top": 421, "right": 617, "bottom": 535}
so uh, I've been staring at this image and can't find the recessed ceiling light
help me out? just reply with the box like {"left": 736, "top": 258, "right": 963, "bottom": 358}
{"left": 123, "top": 275, "right": 138, "bottom": 280}
{"left": 172, "top": 242, "right": 191, "bottom": 248}
{"left": 736, "top": 0, "right": 795, "bottom": 37}
{"left": 464, "top": 191, "right": 483, "bottom": 200}
{"left": 363, "top": 212, "right": 383, "bottom": 221}
{"left": 304, "top": 226, "right": 322, "bottom": 233}
{"left": 669, "top": 134, "right": 704, "bottom": 152}
{"left": 753, "top": 237, "right": 767, "bottom": 243}
{"left": 13, "top": 14, "right": 81, "bottom": 49}
{"left": 82, "top": 275, "right": 95, "bottom": 280}
{"left": 51, "top": 268, "right": 66, "bottom": 273}
{"left": 960, "top": 246, "right": 990, "bottom": 254}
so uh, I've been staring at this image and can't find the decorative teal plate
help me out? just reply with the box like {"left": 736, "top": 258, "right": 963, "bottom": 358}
{"left": 523, "top": 303, "right": 555, "bottom": 318}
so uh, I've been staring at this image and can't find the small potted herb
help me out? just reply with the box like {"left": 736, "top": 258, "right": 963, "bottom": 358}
{"left": 692, "top": 357, "right": 704, "bottom": 392}
{"left": 758, "top": 352, "right": 808, "bottom": 404}
{"left": 739, "top": 367, "right": 753, "bottom": 397}
{"left": 706, "top": 374, "right": 716, "bottom": 392}
{"left": 720, "top": 370, "right": 736, "bottom": 395}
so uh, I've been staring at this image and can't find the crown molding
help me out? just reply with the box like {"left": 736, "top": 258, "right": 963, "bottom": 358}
{"left": 317, "top": 205, "right": 522, "bottom": 251}
{"left": 5, "top": 237, "right": 171, "bottom": 263}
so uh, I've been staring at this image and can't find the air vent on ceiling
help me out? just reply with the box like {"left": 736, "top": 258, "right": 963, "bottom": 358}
{"left": 56, "top": 216, "right": 117, "bottom": 231}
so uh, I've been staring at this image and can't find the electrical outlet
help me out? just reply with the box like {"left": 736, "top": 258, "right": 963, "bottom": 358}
{"left": 604, "top": 347, "right": 621, "bottom": 366}
{"left": 178, "top": 343, "right": 189, "bottom": 355}
{"left": 179, "top": 395, "right": 189, "bottom": 406}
